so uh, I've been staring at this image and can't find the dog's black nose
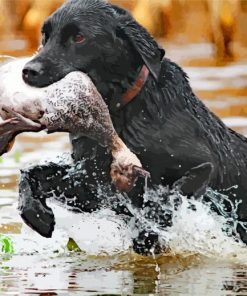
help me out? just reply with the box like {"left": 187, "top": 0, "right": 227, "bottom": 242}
{"left": 22, "top": 62, "right": 46, "bottom": 87}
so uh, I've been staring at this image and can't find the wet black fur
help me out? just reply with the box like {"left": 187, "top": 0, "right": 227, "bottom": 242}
{"left": 20, "top": 0, "right": 247, "bottom": 253}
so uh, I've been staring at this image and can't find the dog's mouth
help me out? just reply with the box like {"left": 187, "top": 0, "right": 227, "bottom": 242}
{"left": 22, "top": 60, "right": 79, "bottom": 89}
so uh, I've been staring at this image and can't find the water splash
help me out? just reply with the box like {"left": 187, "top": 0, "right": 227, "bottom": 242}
{"left": 1, "top": 185, "right": 247, "bottom": 262}
{"left": 124, "top": 186, "right": 246, "bottom": 259}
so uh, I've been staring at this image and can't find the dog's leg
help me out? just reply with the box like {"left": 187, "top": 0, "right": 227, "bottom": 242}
{"left": 132, "top": 197, "right": 176, "bottom": 255}
{"left": 132, "top": 163, "right": 214, "bottom": 255}
{"left": 18, "top": 162, "right": 102, "bottom": 238}
{"left": 133, "top": 230, "right": 161, "bottom": 255}
{"left": 173, "top": 162, "right": 214, "bottom": 198}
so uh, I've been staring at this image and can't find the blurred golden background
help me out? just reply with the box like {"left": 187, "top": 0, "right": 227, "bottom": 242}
{"left": 0, "top": 0, "right": 247, "bottom": 61}
{"left": 0, "top": 3, "right": 247, "bottom": 294}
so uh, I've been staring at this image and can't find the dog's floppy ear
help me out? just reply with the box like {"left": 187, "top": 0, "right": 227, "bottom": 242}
{"left": 112, "top": 5, "right": 165, "bottom": 81}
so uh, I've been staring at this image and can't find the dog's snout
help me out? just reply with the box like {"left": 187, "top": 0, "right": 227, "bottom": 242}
{"left": 22, "top": 63, "right": 42, "bottom": 80}
{"left": 22, "top": 67, "right": 37, "bottom": 80}
{"left": 22, "top": 62, "right": 47, "bottom": 87}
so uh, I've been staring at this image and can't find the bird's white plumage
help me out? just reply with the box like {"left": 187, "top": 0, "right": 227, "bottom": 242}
{"left": 0, "top": 58, "right": 46, "bottom": 119}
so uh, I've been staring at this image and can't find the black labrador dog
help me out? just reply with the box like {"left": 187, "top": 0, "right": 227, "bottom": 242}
{"left": 19, "top": 0, "right": 247, "bottom": 254}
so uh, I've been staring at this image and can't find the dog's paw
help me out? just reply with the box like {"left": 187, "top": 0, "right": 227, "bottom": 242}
{"left": 18, "top": 174, "right": 55, "bottom": 238}
{"left": 133, "top": 230, "right": 162, "bottom": 255}
{"left": 20, "top": 202, "right": 55, "bottom": 238}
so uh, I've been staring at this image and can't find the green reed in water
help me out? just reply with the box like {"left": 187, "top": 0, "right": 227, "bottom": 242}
{"left": 0, "top": 234, "right": 14, "bottom": 254}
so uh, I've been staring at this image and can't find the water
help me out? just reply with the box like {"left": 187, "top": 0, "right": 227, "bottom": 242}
{"left": 1, "top": 42, "right": 247, "bottom": 295}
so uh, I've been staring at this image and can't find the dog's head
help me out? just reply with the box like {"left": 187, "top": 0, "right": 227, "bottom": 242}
{"left": 22, "top": 0, "right": 164, "bottom": 97}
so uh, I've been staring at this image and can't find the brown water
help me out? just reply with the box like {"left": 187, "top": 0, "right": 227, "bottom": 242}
{"left": 1, "top": 42, "right": 247, "bottom": 295}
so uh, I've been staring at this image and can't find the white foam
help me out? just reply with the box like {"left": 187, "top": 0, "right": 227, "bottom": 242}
{"left": 49, "top": 201, "right": 132, "bottom": 255}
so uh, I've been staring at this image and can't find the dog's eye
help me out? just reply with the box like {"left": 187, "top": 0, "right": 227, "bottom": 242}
{"left": 42, "top": 33, "right": 49, "bottom": 45}
{"left": 73, "top": 34, "right": 85, "bottom": 44}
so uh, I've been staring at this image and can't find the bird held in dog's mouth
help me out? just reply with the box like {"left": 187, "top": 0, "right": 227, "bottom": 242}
{"left": 0, "top": 58, "right": 150, "bottom": 192}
